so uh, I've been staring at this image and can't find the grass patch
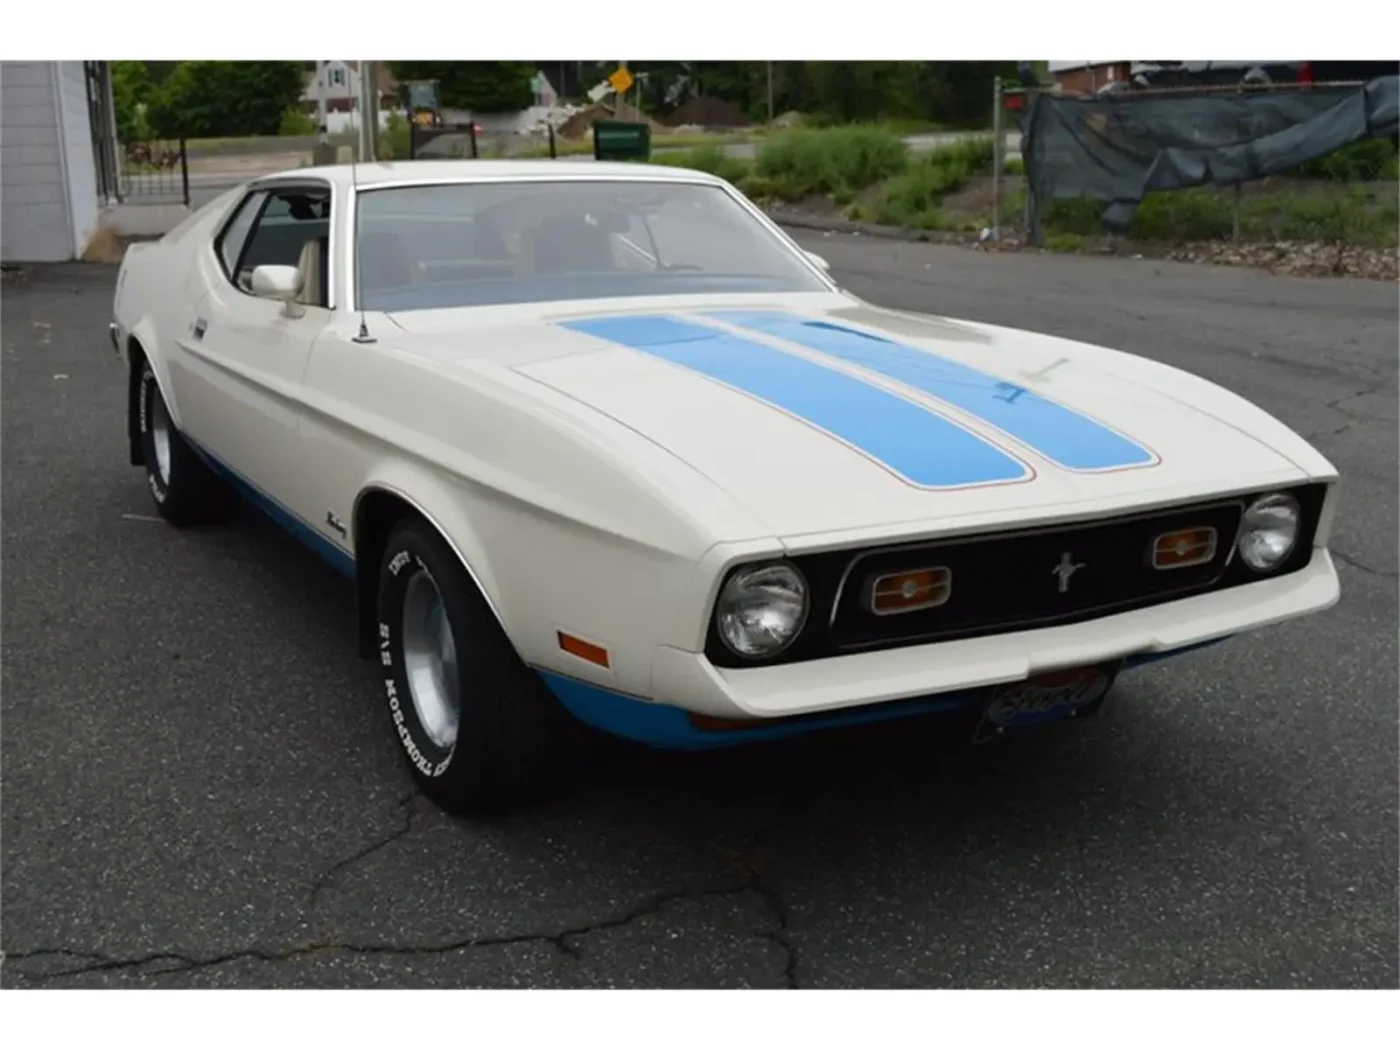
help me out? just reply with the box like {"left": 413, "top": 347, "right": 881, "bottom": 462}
{"left": 1288, "top": 138, "right": 1400, "bottom": 181}
{"left": 754, "top": 126, "right": 910, "bottom": 200}
{"left": 1034, "top": 182, "right": 1398, "bottom": 248}
{"left": 650, "top": 146, "right": 752, "bottom": 184}
{"left": 1043, "top": 231, "right": 1087, "bottom": 252}
{"left": 1243, "top": 188, "right": 1399, "bottom": 247}
{"left": 1132, "top": 188, "right": 1236, "bottom": 241}
{"left": 869, "top": 136, "right": 994, "bottom": 227}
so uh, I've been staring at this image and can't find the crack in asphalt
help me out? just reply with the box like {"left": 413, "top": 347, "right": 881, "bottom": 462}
{"left": 307, "top": 790, "right": 420, "bottom": 910}
{"left": 1304, "top": 423, "right": 1353, "bottom": 441}
{"left": 5, "top": 795, "right": 810, "bottom": 988}
{"left": 1330, "top": 549, "right": 1400, "bottom": 579}
{"left": 2, "top": 881, "right": 762, "bottom": 984}
{"left": 1324, "top": 381, "right": 1392, "bottom": 422}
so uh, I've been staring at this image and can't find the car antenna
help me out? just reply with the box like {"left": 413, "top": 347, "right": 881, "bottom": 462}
{"left": 349, "top": 132, "right": 376, "bottom": 345}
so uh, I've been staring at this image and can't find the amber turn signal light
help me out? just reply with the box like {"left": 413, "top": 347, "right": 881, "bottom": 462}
{"left": 557, "top": 631, "right": 611, "bottom": 668}
{"left": 869, "top": 566, "right": 952, "bottom": 615}
{"left": 1151, "top": 527, "right": 1217, "bottom": 570}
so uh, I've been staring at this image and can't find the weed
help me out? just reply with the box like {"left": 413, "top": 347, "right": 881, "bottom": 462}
{"left": 755, "top": 126, "right": 910, "bottom": 200}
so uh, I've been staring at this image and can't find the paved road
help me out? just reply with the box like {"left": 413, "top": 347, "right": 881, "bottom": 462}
{"left": 1, "top": 243, "right": 1395, "bottom": 988}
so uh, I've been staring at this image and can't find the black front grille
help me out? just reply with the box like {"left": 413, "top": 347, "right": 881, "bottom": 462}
{"left": 828, "top": 500, "right": 1244, "bottom": 651}
{"left": 703, "top": 483, "right": 1327, "bottom": 668}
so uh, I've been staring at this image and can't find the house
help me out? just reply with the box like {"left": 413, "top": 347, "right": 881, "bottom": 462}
{"left": 1, "top": 61, "right": 108, "bottom": 262}
{"left": 1045, "top": 61, "right": 1135, "bottom": 95}
{"left": 1047, "top": 60, "right": 1397, "bottom": 96}
{"left": 300, "top": 61, "right": 400, "bottom": 117}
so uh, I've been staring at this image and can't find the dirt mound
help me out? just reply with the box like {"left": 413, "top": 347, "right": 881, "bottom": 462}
{"left": 555, "top": 102, "right": 665, "bottom": 140}
{"left": 665, "top": 96, "right": 751, "bottom": 129}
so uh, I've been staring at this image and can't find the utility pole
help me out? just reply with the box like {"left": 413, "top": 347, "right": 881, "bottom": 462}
{"left": 767, "top": 61, "right": 774, "bottom": 123}
{"left": 357, "top": 60, "right": 379, "bottom": 162}
{"left": 312, "top": 60, "right": 335, "bottom": 165}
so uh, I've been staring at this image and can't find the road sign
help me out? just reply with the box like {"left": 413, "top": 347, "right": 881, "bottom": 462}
{"left": 608, "top": 67, "right": 634, "bottom": 96}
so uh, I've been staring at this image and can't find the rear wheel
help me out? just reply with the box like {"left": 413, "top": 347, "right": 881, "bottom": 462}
{"left": 136, "top": 359, "right": 235, "bottom": 526}
{"left": 375, "top": 519, "right": 577, "bottom": 814}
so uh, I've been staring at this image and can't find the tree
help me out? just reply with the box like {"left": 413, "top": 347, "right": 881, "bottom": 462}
{"left": 148, "top": 61, "right": 306, "bottom": 138}
{"left": 387, "top": 62, "right": 535, "bottom": 113}
{"left": 110, "top": 60, "right": 155, "bottom": 142}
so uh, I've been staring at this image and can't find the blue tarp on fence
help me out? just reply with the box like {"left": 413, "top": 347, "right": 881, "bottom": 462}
{"left": 1018, "top": 74, "right": 1399, "bottom": 229}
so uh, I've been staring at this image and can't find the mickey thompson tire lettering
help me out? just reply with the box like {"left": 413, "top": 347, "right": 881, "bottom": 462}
{"left": 374, "top": 521, "right": 579, "bottom": 814}
{"left": 381, "top": 648, "right": 450, "bottom": 778}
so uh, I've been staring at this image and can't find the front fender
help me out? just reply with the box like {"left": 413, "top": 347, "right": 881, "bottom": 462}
{"left": 353, "top": 462, "right": 507, "bottom": 634}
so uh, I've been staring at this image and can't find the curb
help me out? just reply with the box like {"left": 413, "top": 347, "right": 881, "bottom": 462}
{"left": 763, "top": 207, "right": 977, "bottom": 247}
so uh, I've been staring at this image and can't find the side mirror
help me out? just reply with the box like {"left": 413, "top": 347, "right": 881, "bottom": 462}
{"left": 250, "top": 264, "right": 303, "bottom": 302}
{"left": 804, "top": 250, "right": 831, "bottom": 272}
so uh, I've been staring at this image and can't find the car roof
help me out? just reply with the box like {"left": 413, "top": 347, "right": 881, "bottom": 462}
{"left": 253, "top": 159, "right": 726, "bottom": 190}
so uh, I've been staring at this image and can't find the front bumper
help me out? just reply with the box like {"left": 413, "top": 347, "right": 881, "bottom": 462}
{"left": 662, "top": 549, "right": 1339, "bottom": 719}
{"left": 545, "top": 550, "right": 1339, "bottom": 743}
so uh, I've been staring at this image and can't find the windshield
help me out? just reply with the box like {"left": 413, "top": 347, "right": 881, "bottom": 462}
{"left": 353, "top": 180, "right": 828, "bottom": 311}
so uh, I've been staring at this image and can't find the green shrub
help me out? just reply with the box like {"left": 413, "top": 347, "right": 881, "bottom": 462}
{"left": 868, "top": 136, "right": 994, "bottom": 227}
{"left": 735, "top": 173, "right": 782, "bottom": 201}
{"left": 1289, "top": 138, "right": 1400, "bottom": 181}
{"left": 755, "top": 126, "right": 909, "bottom": 199}
{"left": 380, "top": 112, "right": 410, "bottom": 159}
{"left": 1132, "top": 188, "right": 1236, "bottom": 241}
{"left": 1247, "top": 188, "right": 1399, "bottom": 247}
{"left": 1044, "top": 231, "right": 1087, "bottom": 252}
{"left": 278, "top": 107, "right": 316, "bottom": 136}
{"left": 1041, "top": 197, "right": 1104, "bottom": 235}
{"left": 652, "top": 146, "right": 751, "bottom": 184}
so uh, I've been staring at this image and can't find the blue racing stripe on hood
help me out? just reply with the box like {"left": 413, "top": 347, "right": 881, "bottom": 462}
{"left": 707, "top": 311, "right": 1157, "bottom": 473}
{"left": 560, "top": 315, "right": 1029, "bottom": 489}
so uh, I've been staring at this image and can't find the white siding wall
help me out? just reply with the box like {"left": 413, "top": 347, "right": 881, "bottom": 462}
{"left": 1, "top": 61, "right": 96, "bottom": 262}
{"left": 55, "top": 62, "right": 98, "bottom": 255}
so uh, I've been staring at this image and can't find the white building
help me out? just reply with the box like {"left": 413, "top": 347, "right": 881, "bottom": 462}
{"left": 1, "top": 61, "right": 103, "bottom": 262}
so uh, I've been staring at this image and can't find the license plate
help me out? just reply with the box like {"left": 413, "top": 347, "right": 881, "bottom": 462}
{"left": 973, "top": 662, "right": 1121, "bottom": 742}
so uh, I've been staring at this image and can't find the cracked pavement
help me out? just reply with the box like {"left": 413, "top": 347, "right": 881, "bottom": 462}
{"left": 2, "top": 244, "right": 1396, "bottom": 988}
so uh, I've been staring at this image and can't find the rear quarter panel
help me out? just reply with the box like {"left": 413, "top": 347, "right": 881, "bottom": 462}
{"left": 113, "top": 188, "right": 241, "bottom": 427}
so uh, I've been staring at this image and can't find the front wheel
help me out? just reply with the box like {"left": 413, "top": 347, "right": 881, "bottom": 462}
{"left": 136, "top": 359, "right": 235, "bottom": 526}
{"left": 375, "top": 519, "right": 578, "bottom": 814}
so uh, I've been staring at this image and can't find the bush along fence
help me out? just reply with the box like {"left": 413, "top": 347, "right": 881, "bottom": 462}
{"left": 989, "top": 74, "right": 1399, "bottom": 248}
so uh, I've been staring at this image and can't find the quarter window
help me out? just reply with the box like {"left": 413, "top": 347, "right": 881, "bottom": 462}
{"left": 215, "top": 191, "right": 266, "bottom": 280}
{"left": 229, "top": 186, "right": 333, "bottom": 308}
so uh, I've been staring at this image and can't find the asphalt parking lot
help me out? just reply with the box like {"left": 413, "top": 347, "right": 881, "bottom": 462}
{"left": 2, "top": 239, "right": 1396, "bottom": 988}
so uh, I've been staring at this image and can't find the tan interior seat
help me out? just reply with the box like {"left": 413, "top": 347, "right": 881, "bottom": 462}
{"left": 295, "top": 236, "right": 328, "bottom": 307}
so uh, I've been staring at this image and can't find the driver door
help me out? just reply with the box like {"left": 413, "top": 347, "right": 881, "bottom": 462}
{"left": 176, "top": 182, "right": 334, "bottom": 513}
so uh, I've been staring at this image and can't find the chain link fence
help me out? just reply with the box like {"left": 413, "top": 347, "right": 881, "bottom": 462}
{"left": 990, "top": 75, "right": 1398, "bottom": 253}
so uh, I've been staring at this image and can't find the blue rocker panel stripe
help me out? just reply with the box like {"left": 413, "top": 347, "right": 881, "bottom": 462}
{"left": 184, "top": 435, "right": 357, "bottom": 579}
{"left": 537, "top": 636, "right": 1231, "bottom": 751}
{"left": 560, "top": 315, "right": 1029, "bottom": 489}
{"left": 707, "top": 311, "right": 1157, "bottom": 473}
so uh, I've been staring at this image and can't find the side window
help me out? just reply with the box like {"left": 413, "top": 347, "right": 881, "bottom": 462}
{"left": 233, "top": 187, "right": 332, "bottom": 307}
{"left": 214, "top": 191, "right": 267, "bottom": 280}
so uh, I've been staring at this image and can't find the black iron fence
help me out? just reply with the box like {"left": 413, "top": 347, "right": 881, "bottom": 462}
{"left": 119, "top": 139, "right": 190, "bottom": 205}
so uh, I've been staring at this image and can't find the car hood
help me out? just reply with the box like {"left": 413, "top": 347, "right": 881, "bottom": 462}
{"left": 395, "top": 298, "right": 1317, "bottom": 545}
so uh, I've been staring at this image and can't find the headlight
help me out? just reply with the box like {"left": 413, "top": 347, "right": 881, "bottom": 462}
{"left": 715, "top": 561, "right": 809, "bottom": 658}
{"left": 1236, "top": 492, "right": 1300, "bottom": 571}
